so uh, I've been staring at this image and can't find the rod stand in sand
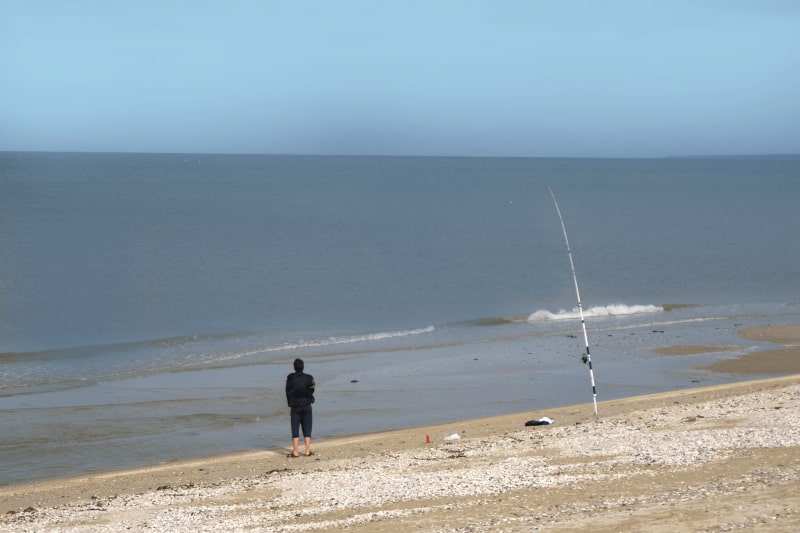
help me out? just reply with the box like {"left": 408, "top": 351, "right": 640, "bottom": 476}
{"left": 548, "top": 186, "right": 598, "bottom": 416}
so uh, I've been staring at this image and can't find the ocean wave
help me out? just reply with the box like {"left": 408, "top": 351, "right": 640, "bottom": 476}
{"left": 271, "top": 326, "right": 437, "bottom": 352}
{"left": 528, "top": 304, "right": 663, "bottom": 322}
{"left": 0, "top": 326, "right": 439, "bottom": 391}
{"left": 202, "top": 325, "right": 439, "bottom": 363}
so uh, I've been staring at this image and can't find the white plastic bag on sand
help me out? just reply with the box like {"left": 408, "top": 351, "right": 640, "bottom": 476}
{"left": 443, "top": 433, "right": 460, "bottom": 441}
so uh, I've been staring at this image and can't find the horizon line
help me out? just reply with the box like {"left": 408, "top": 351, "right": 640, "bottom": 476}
{"left": 2, "top": 150, "right": 798, "bottom": 160}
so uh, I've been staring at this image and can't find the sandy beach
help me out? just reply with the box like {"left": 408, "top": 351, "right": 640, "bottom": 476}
{"left": 2, "top": 324, "right": 799, "bottom": 532}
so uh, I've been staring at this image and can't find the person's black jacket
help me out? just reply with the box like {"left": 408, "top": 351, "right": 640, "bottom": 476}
{"left": 285, "top": 372, "right": 315, "bottom": 408}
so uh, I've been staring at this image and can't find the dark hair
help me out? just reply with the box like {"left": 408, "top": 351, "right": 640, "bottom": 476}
{"left": 293, "top": 358, "right": 304, "bottom": 372}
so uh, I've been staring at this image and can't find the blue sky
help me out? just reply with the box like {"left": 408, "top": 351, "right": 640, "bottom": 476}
{"left": 2, "top": 1, "right": 798, "bottom": 157}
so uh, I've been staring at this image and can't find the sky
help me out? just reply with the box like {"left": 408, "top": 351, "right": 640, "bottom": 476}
{"left": 2, "top": 1, "right": 799, "bottom": 158}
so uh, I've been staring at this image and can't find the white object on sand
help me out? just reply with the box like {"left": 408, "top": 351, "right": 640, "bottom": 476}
{"left": 443, "top": 433, "right": 460, "bottom": 441}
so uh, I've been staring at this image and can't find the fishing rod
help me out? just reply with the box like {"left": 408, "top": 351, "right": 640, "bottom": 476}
{"left": 547, "top": 186, "right": 598, "bottom": 416}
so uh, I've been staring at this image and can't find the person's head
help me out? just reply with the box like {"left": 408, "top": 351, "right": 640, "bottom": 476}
{"left": 293, "top": 358, "right": 304, "bottom": 373}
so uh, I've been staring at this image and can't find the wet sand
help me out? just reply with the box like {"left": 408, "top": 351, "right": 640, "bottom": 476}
{"left": 2, "top": 324, "right": 800, "bottom": 532}
{"left": 700, "top": 324, "right": 800, "bottom": 375}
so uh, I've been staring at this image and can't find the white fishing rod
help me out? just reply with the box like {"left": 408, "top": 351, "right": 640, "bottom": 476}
{"left": 547, "top": 186, "right": 598, "bottom": 416}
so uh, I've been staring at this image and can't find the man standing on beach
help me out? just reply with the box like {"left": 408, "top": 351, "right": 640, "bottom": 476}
{"left": 285, "top": 358, "right": 315, "bottom": 457}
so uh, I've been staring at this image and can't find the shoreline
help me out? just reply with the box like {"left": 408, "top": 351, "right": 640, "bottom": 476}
{"left": 3, "top": 375, "right": 798, "bottom": 531}
{"left": 3, "top": 324, "right": 800, "bottom": 531}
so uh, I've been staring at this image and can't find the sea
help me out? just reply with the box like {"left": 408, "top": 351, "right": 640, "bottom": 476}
{"left": 1, "top": 152, "right": 799, "bottom": 487}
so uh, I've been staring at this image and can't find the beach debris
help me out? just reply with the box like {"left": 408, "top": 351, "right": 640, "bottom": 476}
{"left": 525, "top": 417, "right": 553, "bottom": 427}
{"left": 425, "top": 434, "right": 430, "bottom": 444}
{"left": 156, "top": 483, "right": 195, "bottom": 491}
{"left": 443, "top": 433, "right": 460, "bottom": 441}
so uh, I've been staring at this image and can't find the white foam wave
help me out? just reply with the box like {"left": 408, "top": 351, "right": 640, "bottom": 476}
{"left": 207, "top": 325, "right": 438, "bottom": 363}
{"left": 528, "top": 304, "right": 662, "bottom": 322}
{"left": 275, "top": 326, "right": 436, "bottom": 351}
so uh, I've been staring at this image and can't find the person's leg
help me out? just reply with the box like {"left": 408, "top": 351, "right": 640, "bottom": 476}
{"left": 290, "top": 408, "right": 301, "bottom": 457}
{"left": 300, "top": 406, "right": 313, "bottom": 455}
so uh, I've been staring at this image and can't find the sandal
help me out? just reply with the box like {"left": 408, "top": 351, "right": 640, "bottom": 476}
{"left": 287, "top": 453, "right": 300, "bottom": 458}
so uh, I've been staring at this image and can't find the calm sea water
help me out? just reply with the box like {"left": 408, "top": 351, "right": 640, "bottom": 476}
{"left": 1, "top": 152, "right": 799, "bottom": 486}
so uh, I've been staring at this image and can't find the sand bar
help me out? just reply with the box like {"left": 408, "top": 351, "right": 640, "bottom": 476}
{"left": 2, "top": 324, "right": 800, "bottom": 531}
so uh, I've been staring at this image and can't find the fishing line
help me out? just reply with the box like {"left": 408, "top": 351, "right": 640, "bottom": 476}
{"left": 547, "top": 186, "right": 598, "bottom": 416}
